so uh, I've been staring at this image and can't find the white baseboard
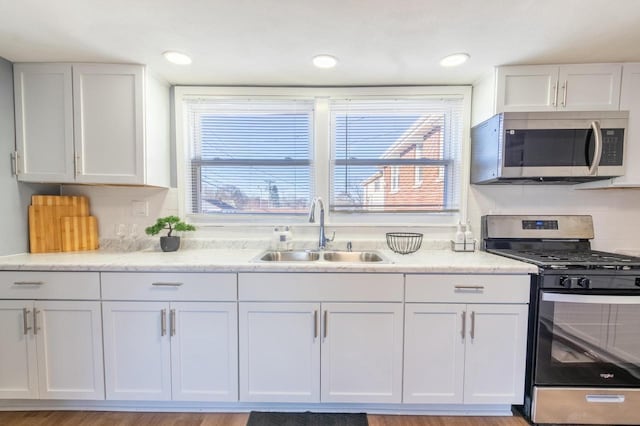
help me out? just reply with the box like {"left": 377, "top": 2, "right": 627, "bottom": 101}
{"left": 0, "top": 399, "right": 515, "bottom": 416}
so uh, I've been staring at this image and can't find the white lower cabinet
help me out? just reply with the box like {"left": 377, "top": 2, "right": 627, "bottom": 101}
{"left": 0, "top": 272, "right": 103, "bottom": 400}
{"left": 101, "top": 272, "right": 238, "bottom": 402}
{"left": 0, "top": 300, "right": 104, "bottom": 400}
{"left": 403, "top": 274, "right": 530, "bottom": 405}
{"left": 102, "top": 301, "right": 238, "bottom": 401}
{"left": 238, "top": 273, "right": 404, "bottom": 404}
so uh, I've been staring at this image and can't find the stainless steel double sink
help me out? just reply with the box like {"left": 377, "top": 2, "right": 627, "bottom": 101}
{"left": 256, "top": 249, "right": 386, "bottom": 263}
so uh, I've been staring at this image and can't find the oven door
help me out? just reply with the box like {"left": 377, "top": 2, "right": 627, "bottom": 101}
{"left": 535, "top": 291, "right": 640, "bottom": 386}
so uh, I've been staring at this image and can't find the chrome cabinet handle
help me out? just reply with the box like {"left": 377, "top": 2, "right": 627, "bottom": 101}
{"left": 23, "top": 308, "right": 32, "bottom": 335}
{"left": 11, "top": 151, "right": 18, "bottom": 176}
{"left": 552, "top": 82, "right": 558, "bottom": 107}
{"left": 161, "top": 309, "right": 167, "bottom": 336}
{"left": 313, "top": 310, "right": 318, "bottom": 339}
{"left": 33, "top": 309, "right": 40, "bottom": 335}
{"left": 561, "top": 80, "right": 568, "bottom": 107}
{"left": 152, "top": 282, "right": 183, "bottom": 287}
{"left": 323, "top": 310, "right": 328, "bottom": 339}
{"left": 588, "top": 120, "right": 603, "bottom": 176}
{"left": 74, "top": 153, "right": 80, "bottom": 177}
{"left": 454, "top": 285, "right": 484, "bottom": 290}
{"left": 170, "top": 309, "right": 176, "bottom": 337}
{"left": 470, "top": 311, "right": 476, "bottom": 339}
{"left": 14, "top": 281, "right": 44, "bottom": 286}
{"left": 461, "top": 311, "right": 466, "bottom": 340}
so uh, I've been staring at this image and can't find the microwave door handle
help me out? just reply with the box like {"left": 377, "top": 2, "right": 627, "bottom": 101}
{"left": 588, "top": 120, "right": 603, "bottom": 175}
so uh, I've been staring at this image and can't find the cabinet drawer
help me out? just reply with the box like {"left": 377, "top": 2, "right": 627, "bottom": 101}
{"left": 0, "top": 271, "right": 100, "bottom": 299}
{"left": 239, "top": 273, "right": 403, "bottom": 302}
{"left": 406, "top": 274, "right": 530, "bottom": 303}
{"left": 101, "top": 272, "right": 236, "bottom": 301}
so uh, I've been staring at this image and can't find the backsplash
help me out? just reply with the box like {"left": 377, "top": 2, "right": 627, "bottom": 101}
{"left": 468, "top": 185, "right": 640, "bottom": 252}
{"left": 62, "top": 183, "right": 640, "bottom": 253}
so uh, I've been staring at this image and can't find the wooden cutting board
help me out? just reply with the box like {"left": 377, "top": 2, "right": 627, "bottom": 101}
{"left": 28, "top": 205, "right": 77, "bottom": 253}
{"left": 31, "top": 195, "right": 89, "bottom": 216}
{"left": 60, "top": 216, "right": 99, "bottom": 252}
{"left": 28, "top": 195, "right": 96, "bottom": 253}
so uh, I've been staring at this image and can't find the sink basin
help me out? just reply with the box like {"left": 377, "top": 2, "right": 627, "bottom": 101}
{"left": 255, "top": 249, "right": 386, "bottom": 263}
{"left": 323, "top": 251, "right": 385, "bottom": 262}
{"left": 259, "top": 250, "right": 320, "bottom": 262}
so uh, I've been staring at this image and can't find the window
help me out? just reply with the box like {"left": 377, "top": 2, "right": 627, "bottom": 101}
{"left": 330, "top": 98, "right": 463, "bottom": 213}
{"left": 183, "top": 98, "right": 314, "bottom": 216}
{"left": 176, "top": 87, "right": 470, "bottom": 224}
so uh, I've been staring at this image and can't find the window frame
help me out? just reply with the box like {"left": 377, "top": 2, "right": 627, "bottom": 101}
{"left": 174, "top": 86, "right": 472, "bottom": 227}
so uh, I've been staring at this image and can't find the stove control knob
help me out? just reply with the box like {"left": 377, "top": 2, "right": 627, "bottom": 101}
{"left": 559, "top": 276, "right": 570, "bottom": 287}
{"left": 578, "top": 277, "right": 590, "bottom": 288}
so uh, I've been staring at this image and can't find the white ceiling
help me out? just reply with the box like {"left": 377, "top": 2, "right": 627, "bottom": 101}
{"left": 1, "top": 0, "right": 640, "bottom": 86}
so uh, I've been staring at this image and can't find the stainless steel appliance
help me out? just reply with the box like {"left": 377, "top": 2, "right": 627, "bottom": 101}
{"left": 471, "top": 111, "right": 628, "bottom": 184}
{"left": 482, "top": 215, "right": 640, "bottom": 425}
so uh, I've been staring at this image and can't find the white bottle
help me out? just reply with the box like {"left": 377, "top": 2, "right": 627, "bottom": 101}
{"left": 464, "top": 221, "right": 474, "bottom": 250}
{"left": 454, "top": 222, "right": 465, "bottom": 250}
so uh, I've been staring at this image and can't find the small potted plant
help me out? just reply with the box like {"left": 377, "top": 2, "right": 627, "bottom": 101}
{"left": 145, "top": 216, "right": 196, "bottom": 252}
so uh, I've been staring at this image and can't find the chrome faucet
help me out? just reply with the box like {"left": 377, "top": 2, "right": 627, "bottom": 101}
{"left": 308, "top": 197, "right": 334, "bottom": 250}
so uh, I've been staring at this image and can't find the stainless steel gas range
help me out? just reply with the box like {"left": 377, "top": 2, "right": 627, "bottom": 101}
{"left": 482, "top": 215, "right": 640, "bottom": 425}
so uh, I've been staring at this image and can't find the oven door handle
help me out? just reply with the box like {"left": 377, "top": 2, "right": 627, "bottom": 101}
{"left": 543, "top": 292, "right": 640, "bottom": 304}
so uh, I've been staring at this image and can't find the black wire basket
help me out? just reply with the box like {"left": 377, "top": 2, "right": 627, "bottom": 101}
{"left": 385, "top": 232, "right": 423, "bottom": 254}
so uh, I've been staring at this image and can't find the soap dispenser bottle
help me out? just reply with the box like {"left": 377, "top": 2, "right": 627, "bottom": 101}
{"left": 464, "top": 221, "right": 474, "bottom": 251}
{"left": 454, "top": 222, "right": 465, "bottom": 251}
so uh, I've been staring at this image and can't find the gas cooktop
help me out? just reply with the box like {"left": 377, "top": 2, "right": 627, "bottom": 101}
{"left": 486, "top": 248, "right": 640, "bottom": 269}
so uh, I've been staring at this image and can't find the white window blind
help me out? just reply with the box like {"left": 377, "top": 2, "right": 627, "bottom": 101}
{"left": 184, "top": 98, "right": 314, "bottom": 216}
{"left": 330, "top": 97, "right": 464, "bottom": 213}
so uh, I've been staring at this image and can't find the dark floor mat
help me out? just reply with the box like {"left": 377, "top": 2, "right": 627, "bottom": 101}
{"left": 246, "top": 411, "right": 368, "bottom": 426}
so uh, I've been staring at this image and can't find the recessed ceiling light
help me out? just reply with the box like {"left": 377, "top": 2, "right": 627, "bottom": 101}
{"left": 163, "top": 51, "right": 192, "bottom": 65}
{"left": 439, "top": 53, "right": 470, "bottom": 67}
{"left": 313, "top": 54, "right": 338, "bottom": 69}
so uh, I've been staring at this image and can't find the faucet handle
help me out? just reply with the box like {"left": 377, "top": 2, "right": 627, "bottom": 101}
{"left": 325, "top": 231, "right": 336, "bottom": 244}
{"left": 347, "top": 241, "right": 352, "bottom": 252}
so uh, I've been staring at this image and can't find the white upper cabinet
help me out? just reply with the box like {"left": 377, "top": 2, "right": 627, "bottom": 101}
{"left": 579, "top": 63, "right": 640, "bottom": 188}
{"left": 13, "top": 64, "right": 75, "bottom": 182}
{"left": 494, "top": 63, "right": 622, "bottom": 113}
{"left": 13, "top": 63, "right": 169, "bottom": 187}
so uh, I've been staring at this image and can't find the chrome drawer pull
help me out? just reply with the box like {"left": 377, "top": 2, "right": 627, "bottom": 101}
{"left": 586, "top": 394, "right": 625, "bottom": 403}
{"left": 33, "top": 309, "right": 40, "bottom": 335}
{"left": 313, "top": 310, "right": 318, "bottom": 339}
{"left": 23, "top": 308, "right": 32, "bottom": 335}
{"left": 151, "top": 282, "right": 183, "bottom": 287}
{"left": 454, "top": 285, "right": 484, "bottom": 290}
{"left": 14, "top": 281, "right": 44, "bottom": 286}
{"left": 470, "top": 311, "right": 476, "bottom": 339}
{"left": 323, "top": 311, "right": 328, "bottom": 339}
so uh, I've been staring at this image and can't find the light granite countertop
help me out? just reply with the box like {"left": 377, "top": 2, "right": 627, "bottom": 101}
{"left": 0, "top": 244, "right": 538, "bottom": 274}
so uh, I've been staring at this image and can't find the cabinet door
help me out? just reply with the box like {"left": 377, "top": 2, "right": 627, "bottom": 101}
{"left": 73, "top": 64, "right": 144, "bottom": 184}
{"left": 239, "top": 302, "right": 320, "bottom": 402}
{"left": 496, "top": 65, "right": 559, "bottom": 112}
{"left": 35, "top": 301, "right": 104, "bottom": 400}
{"left": 102, "top": 301, "right": 171, "bottom": 400}
{"left": 0, "top": 301, "right": 38, "bottom": 399}
{"left": 403, "top": 303, "right": 466, "bottom": 404}
{"left": 321, "top": 302, "right": 403, "bottom": 403}
{"left": 614, "top": 63, "right": 640, "bottom": 185}
{"left": 170, "top": 302, "right": 238, "bottom": 401}
{"left": 13, "top": 63, "right": 75, "bottom": 182}
{"left": 559, "top": 63, "right": 622, "bottom": 111}
{"left": 463, "top": 304, "right": 528, "bottom": 404}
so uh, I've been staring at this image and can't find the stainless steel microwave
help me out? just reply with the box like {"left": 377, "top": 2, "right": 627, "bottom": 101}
{"left": 471, "top": 111, "right": 628, "bottom": 184}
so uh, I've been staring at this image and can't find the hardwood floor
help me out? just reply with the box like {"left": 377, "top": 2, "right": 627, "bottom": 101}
{"left": 0, "top": 411, "right": 531, "bottom": 426}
